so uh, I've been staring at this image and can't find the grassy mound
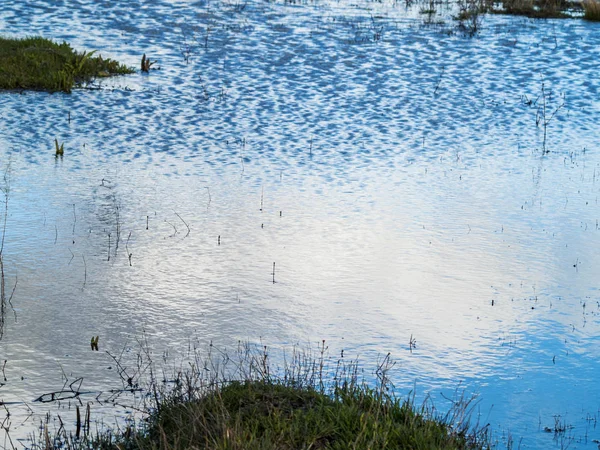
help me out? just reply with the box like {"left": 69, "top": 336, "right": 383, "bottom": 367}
{"left": 35, "top": 345, "right": 491, "bottom": 450}
{"left": 0, "top": 36, "right": 134, "bottom": 93}
{"left": 124, "top": 380, "right": 489, "bottom": 450}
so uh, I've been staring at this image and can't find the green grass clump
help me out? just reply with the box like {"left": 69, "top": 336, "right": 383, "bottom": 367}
{"left": 127, "top": 380, "right": 488, "bottom": 450}
{"left": 0, "top": 36, "right": 134, "bottom": 93}
{"left": 36, "top": 345, "right": 490, "bottom": 450}
{"left": 583, "top": 0, "right": 600, "bottom": 19}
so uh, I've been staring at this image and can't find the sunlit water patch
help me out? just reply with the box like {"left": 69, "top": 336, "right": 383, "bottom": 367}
{"left": 1, "top": 0, "right": 600, "bottom": 448}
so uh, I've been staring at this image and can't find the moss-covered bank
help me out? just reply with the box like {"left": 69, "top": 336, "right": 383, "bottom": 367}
{"left": 0, "top": 36, "right": 134, "bottom": 93}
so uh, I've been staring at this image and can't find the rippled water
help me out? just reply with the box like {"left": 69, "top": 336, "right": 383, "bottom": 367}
{"left": 1, "top": 0, "right": 600, "bottom": 447}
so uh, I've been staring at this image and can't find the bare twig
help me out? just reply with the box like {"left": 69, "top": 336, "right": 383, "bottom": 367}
{"left": 126, "top": 231, "right": 133, "bottom": 266}
{"left": 165, "top": 220, "right": 178, "bottom": 238}
{"left": 434, "top": 65, "right": 445, "bottom": 95}
{"left": 174, "top": 212, "right": 191, "bottom": 238}
{"left": 82, "top": 255, "right": 87, "bottom": 288}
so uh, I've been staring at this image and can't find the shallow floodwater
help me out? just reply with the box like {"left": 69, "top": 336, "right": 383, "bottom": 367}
{"left": 1, "top": 0, "right": 600, "bottom": 448}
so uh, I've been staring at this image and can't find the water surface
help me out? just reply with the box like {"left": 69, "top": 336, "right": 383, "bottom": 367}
{"left": 1, "top": 0, "right": 600, "bottom": 448}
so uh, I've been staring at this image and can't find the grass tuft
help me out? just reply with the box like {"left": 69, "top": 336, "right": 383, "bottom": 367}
{"left": 131, "top": 380, "right": 489, "bottom": 450}
{"left": 0, "top": 36, "right": 134, "bottom": 93}
{"left": 31, "top": 343, "right": 493, "bottom": 450}
{"left": 54, "top": 138, "right": 64, "bottom": 156}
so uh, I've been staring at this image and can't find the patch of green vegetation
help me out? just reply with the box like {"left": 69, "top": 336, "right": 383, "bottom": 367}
{"left": 35, "top": 346, "right": 492, "bottom": 450}
{"left": 0, "top": 36, "right": 134, "bottom": 93}
{"left": 124, "top": 380, "right": 489, "bottom": 450}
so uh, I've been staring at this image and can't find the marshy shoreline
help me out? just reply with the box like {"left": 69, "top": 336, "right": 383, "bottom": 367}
{"left": 1, "top": 0, "right": 600, "bottom": 448}
{"left": 30, "top": 344, "right": 494, "bottom": 450}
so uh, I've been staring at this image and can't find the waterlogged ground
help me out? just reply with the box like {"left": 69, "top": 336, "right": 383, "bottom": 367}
{"left": 1, "top": 0, "right": 600, "bottom": 448}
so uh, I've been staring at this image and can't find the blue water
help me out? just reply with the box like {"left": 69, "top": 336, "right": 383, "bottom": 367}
{"left": 1, "top": 0, "right": 600, "bottom": 447}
